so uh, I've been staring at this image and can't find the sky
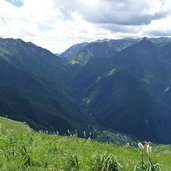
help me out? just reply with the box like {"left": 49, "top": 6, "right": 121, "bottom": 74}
{"left": 0, "top": 0, "right": 171, "bottom": 53}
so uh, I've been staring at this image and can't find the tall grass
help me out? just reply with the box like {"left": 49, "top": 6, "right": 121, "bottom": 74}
{"left": 134, "top": 143, "right": 161, "bottom": 171}
{"left": 91, "top": 152, "right": 121, "bottom": 171}
{"left": 0, "top": 117, "right": 170, "bottom": 171}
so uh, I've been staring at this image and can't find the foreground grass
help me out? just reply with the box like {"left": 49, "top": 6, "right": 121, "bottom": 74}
{"left": 0, "top": 117, "right": 171, "bottom": 171}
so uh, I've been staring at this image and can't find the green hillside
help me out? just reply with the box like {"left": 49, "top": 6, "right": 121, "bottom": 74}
{"left": 0, "top": 117, "right": 171, "bottom": 171}
{"left": 66, "top": 38, "right": 171, "bottom": 144}
{"left": 82, "top": 67, "right": 171, "bottom": 143}
{"left": 0, "top": 38, "right": 94, "bottom": 134}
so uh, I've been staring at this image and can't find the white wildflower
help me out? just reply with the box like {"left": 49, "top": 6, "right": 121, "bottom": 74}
{"left": 138, "top": 142, "right": 144, "bottom": 150}
{"left": 146, "top": 144, "right": 152, "bottom": 157}
{"left": 83, "top": 131, "right": 86, "bottom": 138}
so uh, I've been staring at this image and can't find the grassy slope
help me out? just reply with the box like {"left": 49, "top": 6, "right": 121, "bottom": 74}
{"left": 0, "top": 117, "right": 171, "bottom": 171}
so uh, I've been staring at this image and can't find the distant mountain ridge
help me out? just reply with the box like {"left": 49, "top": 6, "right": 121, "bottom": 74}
{"left": 1, "top": 37, "right": 171, "bottom": 143}
{"left": 60, "top": 37, "right": 171, "bottom": 65}
{"left": 60, "top": 38, "right": 140, "bottom": 65}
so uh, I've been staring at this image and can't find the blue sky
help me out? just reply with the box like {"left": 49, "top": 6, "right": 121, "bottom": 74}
{"left": 0, "top": 0, "right": 171, "bottom": 53}
{"left": 6, "top": 0, "right": 23, "bottom": 7}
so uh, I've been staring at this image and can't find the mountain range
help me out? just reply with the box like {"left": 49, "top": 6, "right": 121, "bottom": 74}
{"left": 1, "top": 37, "right": 171, "bottom": 143}
{"left": 0, "top": 38, "right": 93, "bottom": 134}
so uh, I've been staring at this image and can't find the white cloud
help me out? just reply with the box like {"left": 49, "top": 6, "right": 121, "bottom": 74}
{"left": 0, "top": 0, "right": 171, "bottom": 53}
{"left": 55, "top": 0, "right": 169, "bottom": 25}
{"left": 143, "top": 15, "right": 171, "bottom": 37}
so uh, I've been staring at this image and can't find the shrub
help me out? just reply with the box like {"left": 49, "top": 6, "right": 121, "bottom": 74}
{"left": 62, "top": 153, "right": 79, "bottom": 171}
{"left": 91, "top": 152, "right": 121, "bottom": 171}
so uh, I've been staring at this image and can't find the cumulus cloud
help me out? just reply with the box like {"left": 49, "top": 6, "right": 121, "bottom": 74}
{"left": 0, "top": 0, "right": 171, "bottom": 52}
{"left": 55, "top": 0, "right": 170, "bottom": 25}
{"left": 143, "top": 15, "right": 171, "bottom": 37}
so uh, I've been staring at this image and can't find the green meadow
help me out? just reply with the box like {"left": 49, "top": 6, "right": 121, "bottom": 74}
{"left": 0, "top": 117, "right": 171, "bottom": 171}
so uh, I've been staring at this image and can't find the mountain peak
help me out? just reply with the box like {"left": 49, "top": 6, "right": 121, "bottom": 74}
{"left": 142, "top": 37, "right": 148, "bottom": 40}
{"left": 135, "top": 37, "right": 154, "bottom": 48}
{"left": 140, "top": 37, "right": 152, "bottom": 43}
